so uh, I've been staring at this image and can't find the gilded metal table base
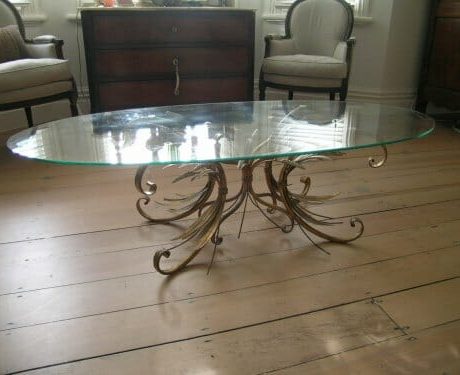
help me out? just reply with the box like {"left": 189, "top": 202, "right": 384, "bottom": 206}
{"left": 136, "top": 147, "right": 387, "bottom": 275}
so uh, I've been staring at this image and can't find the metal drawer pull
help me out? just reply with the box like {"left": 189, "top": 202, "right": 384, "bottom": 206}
{"left": 171, "top": 26, "right": 179, "bottom": 33}
{"left": 173, "top": 57, "right": 180, "bottom": 96}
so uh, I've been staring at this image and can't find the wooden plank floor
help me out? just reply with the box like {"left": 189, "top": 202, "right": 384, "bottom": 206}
{"left": 0, "top": 125, "right": 459, "bottom": 374}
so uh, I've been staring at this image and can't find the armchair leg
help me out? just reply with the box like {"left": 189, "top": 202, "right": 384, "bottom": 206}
{"left": 70, "top": 98, "right": 79, "bottom": 117}
{"left": 415, "top": 98, "right": 428, "bottom": 113}
{"left": 24, "top": 107, "right": 33, "bottom": 128}
{"left": 259, "top": 83, "right": 266, "bottom": 101}
{"left": 69, "top": 81, "right": 79, "bottom": 117}
{"left": 288, "top": 90, "right": 294, "bottom": 100}
{"left": 339, "top": 84, "right": 349, "bottom": 101}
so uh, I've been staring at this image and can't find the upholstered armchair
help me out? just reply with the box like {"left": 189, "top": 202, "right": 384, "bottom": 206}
{"left": 0, "top": 0, "right": 78, "bottom": 128}
{"left": 259, "top": 0, "right": 356, "bottom": 101}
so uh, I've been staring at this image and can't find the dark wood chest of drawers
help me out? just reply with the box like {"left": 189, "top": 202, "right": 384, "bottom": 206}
{"left": 81, "top": 8, "right": 255, "bottom": 113}
{"left": 416, "top": 0, "right": 460, "bottom": 115}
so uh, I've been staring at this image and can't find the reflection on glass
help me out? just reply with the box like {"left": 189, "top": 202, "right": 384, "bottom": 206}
{"left": 7, "top": 101, "right": 434, "bottom": 166}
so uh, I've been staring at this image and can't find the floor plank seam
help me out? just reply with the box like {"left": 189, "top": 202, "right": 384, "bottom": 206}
{"left": 371, "top": 276, "right": 460, "bottom": 315}
{"left": 2, "top": 249, "right": 459, "bottom": 333}
{"left": 327, "top": 181, "right": 460, "bottom": 205}
{"left": 257, "top": 340, "right": 403, "bottom": 375}
{"left": 371, "top": 298, "right": 410, "bottom": 335}
{"left": 2, "top": 162, "right": 459, "bottom": 202}
{"left": 11, "top": 287, "right": 459, "bottom": 375}
{"left": 2, "top": 227, "right": 459, "bottom": 299}
{"left": 407, "top": 316, "right": 460, "bottom": 335}
{"left": 4, "top": 207, "right": 459, "bottom": 270}
{"left": 2, "top": 166, "right": 458, "bottom": 199}
{"left": 2, "top": 296, "right": 390, "bottom": 375}
{"left": 1, "top": 196, "right": 459, "bottom": 247}
{"left": 260, "top": 315, "right": 460, "bottom": 375}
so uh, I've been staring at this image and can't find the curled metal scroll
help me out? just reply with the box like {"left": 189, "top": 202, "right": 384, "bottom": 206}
{"left": 277, "top": 155, "right": 365, "bottom": 244}
{"left": 145, "top": 163, "right": 228, "bottom": 275}
{"left": 135, "top": 164, "right": 215, "bottom": 224}
{"left": 369, "top": 145, "right": 388, "bottom": 168}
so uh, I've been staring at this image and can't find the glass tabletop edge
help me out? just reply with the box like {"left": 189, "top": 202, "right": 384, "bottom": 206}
{"left": 8, "top": 125, "right": 435, "bottom": 168}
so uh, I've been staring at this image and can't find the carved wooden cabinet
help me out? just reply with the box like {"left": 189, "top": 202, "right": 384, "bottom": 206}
{"left": 416, "top": 0, "right": 460, "bottom": 114}
{"left": 81, "top": 8, "right": 255, "bottom": 113}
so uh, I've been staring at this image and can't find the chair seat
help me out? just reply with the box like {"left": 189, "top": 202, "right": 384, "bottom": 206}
{"left": 262, "top": 55, "right": 347, "bottom": 80}
{"left": 0, "top": 58, "right": 73, "bottom": 95}
{"left": 0, "top": 81, "right": 73, "bottom": 104}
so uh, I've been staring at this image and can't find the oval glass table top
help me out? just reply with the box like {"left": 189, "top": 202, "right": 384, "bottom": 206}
{"left": 7, "top": 101, "right": 435, "bottom": 166}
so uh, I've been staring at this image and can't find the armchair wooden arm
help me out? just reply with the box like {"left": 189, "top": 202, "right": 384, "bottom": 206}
{"left": 345, "top": 37, "right": 356, "bottom": 76}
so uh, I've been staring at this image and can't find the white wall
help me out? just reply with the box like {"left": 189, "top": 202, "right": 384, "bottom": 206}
{"left": 349, "top": 0, "right": 395, "bottom": 96}
{"left": 0, "top": 0, "right": 431, "bottom": 132}
{"left": 382, "top": 0, "right": 431, "bottom": 96}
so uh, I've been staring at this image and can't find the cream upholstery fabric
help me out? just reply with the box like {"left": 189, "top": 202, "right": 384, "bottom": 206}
{"left": 269, "top": 38, "right": 296, "bottom": 56}
{"left": 333, "top": 41, "right": 348, "bottom": 62}
{"left": 290, "top": 0, "right": 350, "bottom": 56}
{"left": 0, "top": 58, "right": 72, "bottom": 93}
{"left": 0, "top": 25, "right": 24, "bottom": 63}
{"left": 263, "top": 55, "right": 346, "bottom": 79}
{"left": 0, "top": 81, "right": 72, "bottom": 104}
{"left": 25, "top": 42, "right": 59, "bottom": 59}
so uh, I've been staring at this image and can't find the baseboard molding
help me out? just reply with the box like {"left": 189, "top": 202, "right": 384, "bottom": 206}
{"left": 260, "top": 87, "right": 416, "bottom": 107}
{"left": 348, "top": 89, "right": 416, "bottom": 106}
{"left": 77, "top": 87, "right": 91, "bottom": 114}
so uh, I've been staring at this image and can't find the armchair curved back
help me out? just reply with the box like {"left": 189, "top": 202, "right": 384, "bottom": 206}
{"left": 286, "top": 0, "right": 354, "bottom": 57}
{"left": 0, "top": 0, "right": 25, "bottom": 37}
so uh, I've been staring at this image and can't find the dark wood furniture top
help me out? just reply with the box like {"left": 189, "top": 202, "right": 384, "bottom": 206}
{"left": 81, "top": 8, "right": 255, "bottom": 113}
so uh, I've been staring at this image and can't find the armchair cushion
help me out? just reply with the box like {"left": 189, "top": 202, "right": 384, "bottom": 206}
{"left": 333, "top": 41, "right": 348, "bottom": 62}
{"left": 262, "top": 54, "right": 347, "bottom": 79}
{"left": 32, "top": 35, "right": 60, "bottom": 43}
{"left": 0, "top": 24, "right": 25, "bottom": 63}
{"left": 0, "top": 81, "right": 73, "bottom": 104}
{"left": 0, "top": 58, "right": 73, "bottom": 93}
{"left": 25, "top": 42, "right": 59, "bottom": 59}
{"left": 267, "top": 37, "right": 296, "bottom": 56}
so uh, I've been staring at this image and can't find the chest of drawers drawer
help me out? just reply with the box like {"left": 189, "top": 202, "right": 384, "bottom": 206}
{"left": 91, "top": 12, "right": 251, "bottom": 45}
{"left": 97, "top": 78, "right": 249, "bottom": 111}
{"left": 82, "top": 8, "right": 255, "bottom": 113}
{"left": 94, "top": 47, "right": 250, "bottom": 79}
